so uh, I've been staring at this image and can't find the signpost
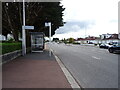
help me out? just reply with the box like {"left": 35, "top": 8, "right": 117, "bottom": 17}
{"left": 22, "top": 0, "right": 26, "bottom": 56}
{"left": 22, "top": 0, "right": 34, "bottom": 56}
{"left": 22, "top": 25, "right": 34, "bottom": 56}
{"left": 45, "top": 22, "right": 51, "bottom": 56}
{"left": 23, "top": 26, "right": 34, "bottom": 30}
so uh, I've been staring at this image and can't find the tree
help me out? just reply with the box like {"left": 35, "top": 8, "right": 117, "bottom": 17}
{"left": 2, "top": 2, "right": 23, "bottom": 41}
{"left": 68, "top": 38, "right": 74, "bottom": 43}
{"left": 2, "top": 2, "right": 65, "bottom": 42}
{"left": 53, "top": 38, "right": 59, "bottom": 42}
{"left": 61, "top": 38, "right": 67, "bottom": 44}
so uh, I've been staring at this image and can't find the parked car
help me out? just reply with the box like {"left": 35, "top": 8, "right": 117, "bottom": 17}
{"left": 88, "top": 42, "right": 93, "bottom": 44}
{"left": 108, "top": 43, "right": 120, "bottom": 53}
{"left": 99, "top": 43, "right": 112, "bottom": 49}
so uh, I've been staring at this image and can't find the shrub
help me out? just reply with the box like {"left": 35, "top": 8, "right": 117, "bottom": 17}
{"left": 73, "top": 42, "right": 81, "bottom": 45}
{"left": 8, "top": 38, "right": 15, "bottom": 42}
{"left": 94, "top": 43, "right": 98, "bottom": 46}
{"left": 68, "top": 38, "right": 74, "bottom": 43}
{"left": 0, "top": 42, "right": 22, "bottom": 55}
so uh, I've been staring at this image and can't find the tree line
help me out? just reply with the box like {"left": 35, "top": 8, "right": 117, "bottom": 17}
{"left": 2, "top": 2, "right": 65, "bottom": 41}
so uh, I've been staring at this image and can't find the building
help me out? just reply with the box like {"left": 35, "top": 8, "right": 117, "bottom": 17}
{"left": 76, "top": 33, "right": 120, "bottom": 44}
{"left": 0, "top": 34, "right": 6, "bottom": 41}
{"left": 119, "top": 33, "right": 120, "bottom": 39}
{"left": 76, "top": 36, "right": 100, "bottom": 44}
{"left": 100, "top": 33, "right": 119, "bottom": 43}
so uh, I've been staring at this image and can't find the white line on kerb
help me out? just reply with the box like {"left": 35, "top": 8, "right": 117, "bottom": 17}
{"left": 92, "top": 56, "right": 100, "bottom": 60}
{"left": 51, "top": 49, "right": 81, "bottom": 89}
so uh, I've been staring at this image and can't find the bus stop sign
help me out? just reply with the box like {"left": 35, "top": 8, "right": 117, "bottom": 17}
{"left": 23, "top": 26, "right": 34, "bottom": 30}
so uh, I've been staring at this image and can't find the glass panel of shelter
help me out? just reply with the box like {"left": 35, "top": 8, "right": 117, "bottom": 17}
{"left": 30, "top": 32, "right": 44, "bottom": 52}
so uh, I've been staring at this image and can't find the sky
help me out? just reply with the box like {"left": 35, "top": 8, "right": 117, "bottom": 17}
{"left": 53, "top": 0, "right": 119, "bottom": 40}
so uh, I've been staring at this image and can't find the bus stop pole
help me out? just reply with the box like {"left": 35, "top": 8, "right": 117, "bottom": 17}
{"left": 49, "top": 22, "right": 51, "bottom": 57}
{"left": 22, "top": 0, "right": 26, "bottom": 56}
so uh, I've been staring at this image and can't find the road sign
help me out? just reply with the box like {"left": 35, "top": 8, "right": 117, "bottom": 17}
{"left": 45, "top": 22, "right": 51, "bottom": 27}
{"left": 23, "top": 26, "right": 34, "bottom": 30}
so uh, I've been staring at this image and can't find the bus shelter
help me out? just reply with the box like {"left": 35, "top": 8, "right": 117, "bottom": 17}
{"left": 30, "top": 32, "right": 45, "bottom": 52}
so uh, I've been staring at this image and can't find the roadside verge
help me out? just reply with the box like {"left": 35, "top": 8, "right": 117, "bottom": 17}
{"left": 51, "top": 49, "right": 81, "bottom": 89}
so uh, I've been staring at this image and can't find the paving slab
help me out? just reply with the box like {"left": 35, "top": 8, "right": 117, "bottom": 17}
{"left": 2, "top": 50, "right": 71, "bottom": 88}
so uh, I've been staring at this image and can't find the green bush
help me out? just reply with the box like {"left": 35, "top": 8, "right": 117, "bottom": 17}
{"left": 8, "top": 38, "right": 15, "bottom": 42}
{"left": 68, "top": 38, "right": 74, "bottom": 43}
{"left": 0, "top": 42, "right": 22, "bottom": 55}
{"left": 73, "top": 42, "right": 81, "bottom": 45}
{"left": 94, "top": 43, "right": 98, "bottom": 46}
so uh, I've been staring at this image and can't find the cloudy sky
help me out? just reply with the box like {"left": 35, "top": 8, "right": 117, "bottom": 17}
{"left": 53, "top": 0, "right": 119, "bottom": 39}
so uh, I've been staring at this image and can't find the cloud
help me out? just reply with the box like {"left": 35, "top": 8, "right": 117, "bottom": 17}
{"left": 56, "top": 20, "right": 95, "bottom": 34}
{"left": 62, "top": 0, "right": 118, "bottom": 22}
{"left": 109, "top": 20, "right": 118, "bottom": 23}
{"left": 53, "top": 0, "right": 119, "bottom": 39}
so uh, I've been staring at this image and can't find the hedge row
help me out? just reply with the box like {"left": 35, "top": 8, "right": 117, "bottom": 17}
{"left": 0, "top": 42, "right": 22, "bottom": 55}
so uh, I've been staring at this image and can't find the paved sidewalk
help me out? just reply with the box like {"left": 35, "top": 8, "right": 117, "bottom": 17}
{"left": 2, "top": 50, "right": 72, "bottom": 88}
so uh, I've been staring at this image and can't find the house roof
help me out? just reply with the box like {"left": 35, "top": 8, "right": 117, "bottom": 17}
{"left": 102, "top": 34, "right": 119, "bottom": 40}
{"left": 77, "top": 36, "right": 100, "bottom": 41}
{"left": 76, "top": 34, "right": 119, "bottom": 41}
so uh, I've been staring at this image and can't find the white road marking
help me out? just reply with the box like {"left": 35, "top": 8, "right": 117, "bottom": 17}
{"left": 92, "top": 56, "right": 100, "bottom": 60}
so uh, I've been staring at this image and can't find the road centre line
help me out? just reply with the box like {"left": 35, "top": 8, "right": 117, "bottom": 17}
{"left": 92, "top": 56, "right": 100, "bottom": 60}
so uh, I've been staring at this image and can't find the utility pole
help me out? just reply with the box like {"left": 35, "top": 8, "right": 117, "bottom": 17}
{"left": 85, "top": 24, "right": 87, "bottom": 38}
{"left": 49, "top": 22, "right": 51, "bottom": 57}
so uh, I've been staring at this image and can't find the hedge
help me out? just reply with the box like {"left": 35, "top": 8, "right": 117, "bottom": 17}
{"left": 0, "top": 42, "right": 22, "bottom": 55}
{"left": 73, "top": 42, "right": 81, "bottom": 45}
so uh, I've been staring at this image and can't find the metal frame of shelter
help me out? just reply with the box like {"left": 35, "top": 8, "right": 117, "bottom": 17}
{"left": 30, "top": 32, "right": 45, "bottom": 52}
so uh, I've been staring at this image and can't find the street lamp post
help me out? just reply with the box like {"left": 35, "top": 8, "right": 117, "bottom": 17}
{"left": 84, "top": 24, "right": 87, "bottom": 38}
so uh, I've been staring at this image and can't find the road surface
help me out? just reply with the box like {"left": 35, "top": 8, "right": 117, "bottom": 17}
{"left": 49, "top": 43, "right": 118, "bottom": 88}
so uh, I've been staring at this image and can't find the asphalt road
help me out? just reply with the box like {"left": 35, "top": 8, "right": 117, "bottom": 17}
{"left": 49, "top": 43, "right": 118, "bottom": 88}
